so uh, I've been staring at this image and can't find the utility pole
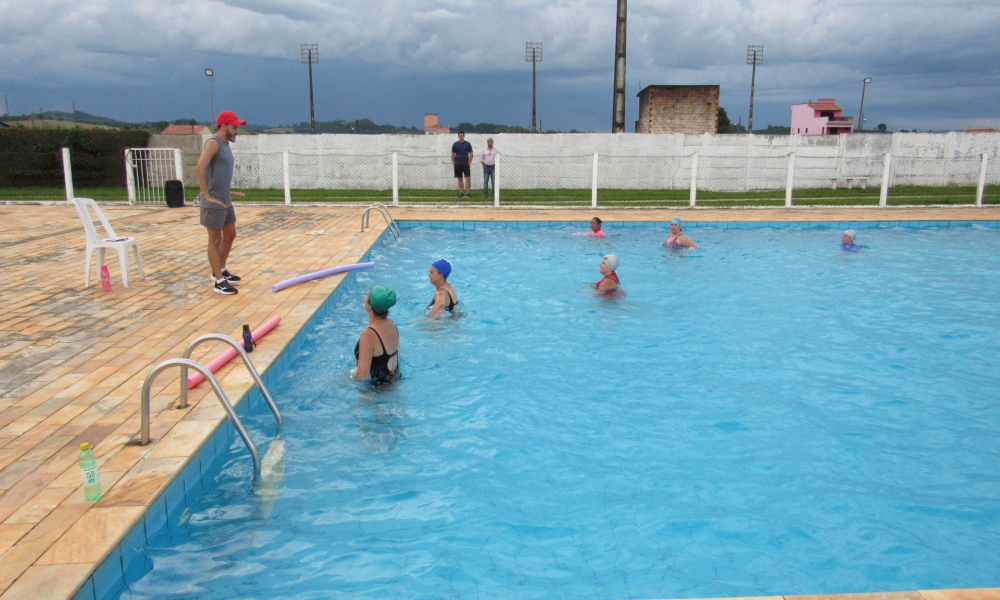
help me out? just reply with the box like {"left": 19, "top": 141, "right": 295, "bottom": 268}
{"left": 611, "top": 0, "right": 627, "bottom": 132}
{"left": 204, "top": 69, "right": 214, "bottom": 129}
{"left": 301, "top": 43, "right": 319, "bottom": 134}
{"left": 746, "top": 45, "right": 763, "bottom": 133}
{"left": 72, "top": 100, "right": 77, "bottom": 125}
{"left": 526, "top": 42, "right": 542, "bottom": 133}
{"left": 2, "top": 94, "right": 8, "bottom": 117}
{"left": 858, "top": 77, "right": 872, "bottom": 133}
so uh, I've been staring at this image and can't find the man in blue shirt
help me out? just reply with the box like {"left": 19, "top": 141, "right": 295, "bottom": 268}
{"left": 451, "top": 131, "right": 474, "bottom": 198}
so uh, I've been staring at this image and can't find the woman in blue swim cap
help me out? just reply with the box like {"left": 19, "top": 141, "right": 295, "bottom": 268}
{"left": 428, "top": 259, "right": 459, "bottom": 317}
{"left": 664, "top": 217, "right": 698, "bottom": 249}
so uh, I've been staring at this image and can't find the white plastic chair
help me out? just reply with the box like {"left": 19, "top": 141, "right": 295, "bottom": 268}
{"left": 72, "top": 198, "right": 145, "bottom": 288}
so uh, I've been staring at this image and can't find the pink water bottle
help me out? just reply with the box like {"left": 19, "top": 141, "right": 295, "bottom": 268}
{"left": 100, "top": 265, "right": 112, "bottom": 292}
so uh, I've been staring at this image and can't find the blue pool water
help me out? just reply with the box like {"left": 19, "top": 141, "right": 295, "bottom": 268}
{"left": 120, "top": 224, "right": 1000, "bottom": 600}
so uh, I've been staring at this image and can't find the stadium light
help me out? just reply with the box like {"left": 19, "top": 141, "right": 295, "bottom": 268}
{"left": 746, "top": 45, "right": 763, "bottom": 133}
{"left": 858, "top": 77, "right": 872, "bottom": 133}
{"left": 205, "top": 69, "right": 214, "bottom": 130}
{"left": 301, "top": 43, "right": 319, "bottom": 134}
{"left": 526, "top": 42, "right": 542, "bottom": 133}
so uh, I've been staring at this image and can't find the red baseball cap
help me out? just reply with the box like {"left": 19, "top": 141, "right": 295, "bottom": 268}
{"left": 216, "top": 110, "right": 246, "bottom": 126}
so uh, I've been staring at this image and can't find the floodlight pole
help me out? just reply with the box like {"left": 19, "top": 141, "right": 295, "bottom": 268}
{"left": 301, "top": 44, "right": 319, "bottom": 134}
{"left": 526, "top": 42, "right": 542, "bottom": 133}
{"left": 858, "top": 77, "right": 872, "bottom": 133}
{"left": 746, "top": 45, "right": 763, "bottom": 134}
{"left": 611, "top": 0, "right": 627, "bottom": 133}
{"left": 205, "top": 69, "right": 214, "bottom": 129}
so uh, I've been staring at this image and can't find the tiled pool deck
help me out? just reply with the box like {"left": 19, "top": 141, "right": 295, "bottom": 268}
{"left": 0, "top": 204, "right": 998, "bottom": 600}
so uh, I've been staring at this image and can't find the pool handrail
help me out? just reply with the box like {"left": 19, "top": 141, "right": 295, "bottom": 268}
{"left": 179, "top": 333, "right": 283, "bottom": 429}
{"left": 361, "top": 203, "right": 400, "bottom": 239}
{"left": 135, "top": 357, "right": 262, "bottom": 483}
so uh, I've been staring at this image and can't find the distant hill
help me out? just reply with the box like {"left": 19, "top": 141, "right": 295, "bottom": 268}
{"left": 275, "top": 119, "right": 422, "bottom": 135}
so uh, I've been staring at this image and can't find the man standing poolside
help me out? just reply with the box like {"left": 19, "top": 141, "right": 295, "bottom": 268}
{"left": 197, "top": 110, "right": 245, "bottom": 295}
{"left": 451, "top": 131, "right": 474, "bottom": 198}
{"left": 481, "top": 137, "right": 499, "bottom": 197}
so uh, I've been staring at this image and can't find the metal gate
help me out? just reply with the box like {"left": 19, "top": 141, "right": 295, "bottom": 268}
{"left": 125, "top": 148, "right": 183, "bottom": 205}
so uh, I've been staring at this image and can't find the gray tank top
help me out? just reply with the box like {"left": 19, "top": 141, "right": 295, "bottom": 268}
{"left": 201, "top": 135, "right": 233, "bottom": 208}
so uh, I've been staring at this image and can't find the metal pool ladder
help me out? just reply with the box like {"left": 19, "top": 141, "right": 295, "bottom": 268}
{"left": 361, "top": 203, "right": 400, "bottom": 239}
{"left": 132, "top": 334, "right": 282, "bottom": 484}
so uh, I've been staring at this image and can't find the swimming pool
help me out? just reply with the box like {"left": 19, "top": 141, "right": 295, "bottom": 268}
{"left": 113, "top": 222, "right": 1000, "bottom": 600}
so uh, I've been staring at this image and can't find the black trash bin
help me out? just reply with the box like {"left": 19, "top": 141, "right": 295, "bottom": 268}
{"left": 164, "top": 180, "right": 185, "bottom": 208}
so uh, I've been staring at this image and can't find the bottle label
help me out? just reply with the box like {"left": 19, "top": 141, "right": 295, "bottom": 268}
{"left": 82, "top": 467, "right": 99, "bottom": 486}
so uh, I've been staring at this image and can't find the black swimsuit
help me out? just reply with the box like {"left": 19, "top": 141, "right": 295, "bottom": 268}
{"left": 429, "top": 290, "right": 457, "bottom": 312}
{"left": 354, "top": 325, "right": 400, "bottom": 384}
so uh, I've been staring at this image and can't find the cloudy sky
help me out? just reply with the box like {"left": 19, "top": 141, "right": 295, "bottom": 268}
{"left": 1, "top": 0, "right": 998, "bottom": 132}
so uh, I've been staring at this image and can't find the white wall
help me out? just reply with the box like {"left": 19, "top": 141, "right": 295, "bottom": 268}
{"left": 217, "top": 132, "right": 1000, "bottom": 191}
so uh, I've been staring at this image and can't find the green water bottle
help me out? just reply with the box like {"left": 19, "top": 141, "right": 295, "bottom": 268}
{"left": 79, "top": 443, "right": 103, "bottom": 502}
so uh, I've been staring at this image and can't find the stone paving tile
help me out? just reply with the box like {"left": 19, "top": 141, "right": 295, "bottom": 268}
{"left": 0, "top": 203, "right": 997, "bottom": 599}
{"left": 919, "top": 591, "right": 1000, "bottom": 600}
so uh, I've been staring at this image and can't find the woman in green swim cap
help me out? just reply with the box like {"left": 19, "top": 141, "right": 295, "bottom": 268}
{"left": 353, "top": 285, "right": 400, "bottom": 384}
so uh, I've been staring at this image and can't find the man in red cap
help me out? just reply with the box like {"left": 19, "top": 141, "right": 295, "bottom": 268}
{"left": 196, "top": 110, "right": 246, "bottom": 295}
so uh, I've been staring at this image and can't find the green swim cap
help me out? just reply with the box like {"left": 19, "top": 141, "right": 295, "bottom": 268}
{"left": 368, "top": 285, "right": 397, "bottom": 314}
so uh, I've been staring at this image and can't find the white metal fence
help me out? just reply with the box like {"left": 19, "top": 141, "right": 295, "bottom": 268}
{"left": 50, "top": 146, "right": 992, "bottom": 207}
{"left": 124, "top": 148, "right": 183, "bottom": 205}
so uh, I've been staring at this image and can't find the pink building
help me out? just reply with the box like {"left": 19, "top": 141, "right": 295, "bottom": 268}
{"left": 790, "top": 99, "right": 855, "bottom": 135}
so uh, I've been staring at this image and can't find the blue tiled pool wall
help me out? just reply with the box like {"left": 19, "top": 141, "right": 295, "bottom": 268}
{"left": 74, "top": 241, "right": 390, "bottom": 600}
{"left": 397, "top": 219, "right": 1000, "bottom": 231}
{"left": 79, "top": 219, "right": 1000, "bottom": 600}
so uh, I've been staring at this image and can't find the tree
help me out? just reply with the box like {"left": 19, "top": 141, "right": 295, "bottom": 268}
{"left": 877, "top": 123, "right": 887, "bottom": 132}
{"left": 717, "top": 107, "right": 731, "bottom": 134}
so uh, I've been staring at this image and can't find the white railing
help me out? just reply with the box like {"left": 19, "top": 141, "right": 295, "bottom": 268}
{"left": 47, "top": 145, "right": 994, "bottom": 207}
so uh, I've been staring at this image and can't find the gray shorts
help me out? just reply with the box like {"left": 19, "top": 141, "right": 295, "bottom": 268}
{"left": 200, "top": 204, "right": 236, "bottom": 229}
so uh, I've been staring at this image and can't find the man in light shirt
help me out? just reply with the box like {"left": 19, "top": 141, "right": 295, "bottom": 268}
{"left": 481, "top": 137, "right": 500, "bottom": 197}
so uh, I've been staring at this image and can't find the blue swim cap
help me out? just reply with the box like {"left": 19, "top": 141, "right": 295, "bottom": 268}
{"left": 671, "top": 217, "right": 682, "bottom": 226}
{"left": 431, "top": 259, "right": 452, "bottom": 278}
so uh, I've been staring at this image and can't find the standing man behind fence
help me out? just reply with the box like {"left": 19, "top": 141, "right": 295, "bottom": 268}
{"left": 481, "top": 137, "right": 499, "bottom": 197}
{"left": 197, "top": 110, "right": 245, "bottom": 296}
{"left": 451, "top": 131, "right": 474, "bottom": 198}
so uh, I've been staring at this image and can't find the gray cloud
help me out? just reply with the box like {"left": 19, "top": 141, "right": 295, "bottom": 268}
{"left": 0, "top": 0, "right": 996, "bottom": 129}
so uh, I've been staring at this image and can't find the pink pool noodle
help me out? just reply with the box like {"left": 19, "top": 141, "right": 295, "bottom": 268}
{"left": 271, "top": 262, "right": 375, "bottom": 293}
{"left": 186, "top": 314, "right": 282, "bottom": 389}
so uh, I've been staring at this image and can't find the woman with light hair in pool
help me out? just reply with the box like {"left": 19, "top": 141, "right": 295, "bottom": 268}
{"left": 663, "top": 217, "right": 698, "bottom": 249}
{"left": 841, "top": 229, "right": 866, "bottom": 252}
{"left": 353, "top": 285, "right": 401, "bottom": 384}
{"left": 596, "top": 254, "right": 620, "bottom": 291}
{"left": 428, "top": 259, "right": 459, "bottom": 317}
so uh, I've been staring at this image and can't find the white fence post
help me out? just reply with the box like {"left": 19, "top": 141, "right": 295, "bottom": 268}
{"left": 61, "top": 147, "right": 74, "bottom": 202}
{"left": 124, "top": 149, "right": 136, "bottom": 205}
{"left": 879, "top": 152, "right": 892, "bottom": 207}
{"left": 173, "top": 148, "right": 184, "bottom": 182}
{"left": 591, "top": 152, "right": 599, "bottom": 208}
{"left": 976, "top": 153, "right": 988, "bottom": 207}
{"left": 495, "top": 154, "right": 501, "bottom": 207}
{"left": 689, "top": 153, "right": 698, "bottom": 207}
{"left": 785, "top": 152, "right": 795, "bottom": 207}
{"left": 282, "top": 150, "right": 291, "bottom": 205}
{"left": 391, "top": 152, "right": 399, "bottom": 207}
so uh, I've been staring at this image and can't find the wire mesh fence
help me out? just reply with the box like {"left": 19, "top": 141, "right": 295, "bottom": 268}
{"left": 499, "top": 155, "right": 593, "bottom": 205}
{"left": 888, "top": 157, "right": 982, "bottom": 204}
{"left": 4, "top": 145, "right": 997, "bottom": 208}
{"left": 986, "top": 155, "right": 1000, "bottom": 205}
{"left": 594, "top": 155, "right": 691, "bottom": 205}
{"left": 792, "top": 156, "right": 882, "bottom": 204}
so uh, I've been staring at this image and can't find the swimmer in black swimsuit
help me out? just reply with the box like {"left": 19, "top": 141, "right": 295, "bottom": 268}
{"left": 352, "top": 285, "right": 401, "bottom": 384}
{"left": 428, "top": 259, "right": 459, "bottom": 318}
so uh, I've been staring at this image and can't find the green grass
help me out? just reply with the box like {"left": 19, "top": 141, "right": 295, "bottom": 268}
{"left": 2, "top": 185, "right": 996, "bottom": 207}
